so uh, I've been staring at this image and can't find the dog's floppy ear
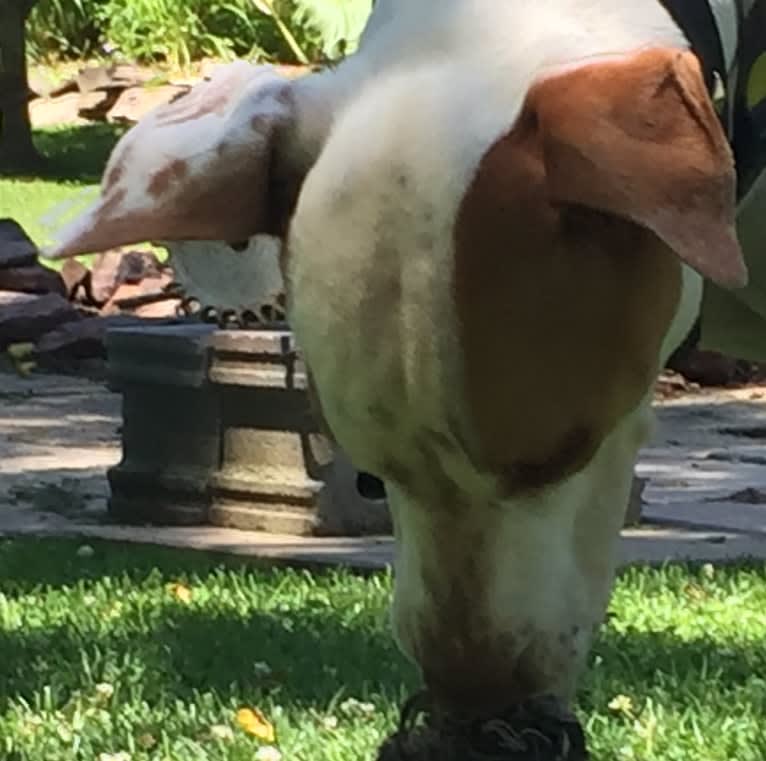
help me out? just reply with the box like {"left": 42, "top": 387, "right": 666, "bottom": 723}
{"left": 532, "top": 48, "right": 746, "bottom": 288}
{"left": 47, "top": 62, "right": 297, "bottom": 259}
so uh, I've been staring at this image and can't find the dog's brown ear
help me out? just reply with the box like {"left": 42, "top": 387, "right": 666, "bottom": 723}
{"left": 47, "top": 62, "right": 297, "bottom": 259}
{"left": 532, "top": 48, "right": 746, "bottom": 288}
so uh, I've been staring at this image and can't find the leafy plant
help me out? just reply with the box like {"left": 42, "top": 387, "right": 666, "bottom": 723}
{"left": 283, "top": 0, "right": 372, "bottom": 60}
{"left": 26, "top": 0, "right": 373, "bottom": 65}
{"left": 27, "top": 0, "right": 106, "bottom": 60}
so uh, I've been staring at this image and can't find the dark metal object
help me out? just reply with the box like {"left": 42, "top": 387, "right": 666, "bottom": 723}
{"left": 106, "top": 323, "right": 392, "bottom": 536}
{"left": 170, "top": 279, "right": 288, "bottom": 328}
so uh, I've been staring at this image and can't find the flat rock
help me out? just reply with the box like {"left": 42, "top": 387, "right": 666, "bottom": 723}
{"left": 667, "top": 348, "right": 762, "bottom": 386}
{"left": 0, "top": 219, "right": 38, "bottom": 269}
{"left": 101, "top": 274, "right": 177, "bottom": 317}
{"left": 2, "top": 373, "right": 766, "bottom": 568}
{"left": 107, "top": 85, "right": 190, "bottom": 124}
{"left": 77, "top": 89, "right": 121, "bottom": 122}
{"left": 0, "top": 263, "right": 66, "bottom": 296}
{"left": 48, "top": 78, "right": 79, "bottom": 99}
{"left": 35, "top": 314, "right": 146, "bottom": 361}
{"left": 29, "top": 93, "right": 90, "bottom": 128}
{"left": 60, "top": 259, "right": 91, "bottom": 301}
{"left": 77, "top": 63, "right": 156, "bottom": 93}
{"left": 90, "top": 250, "right": 165, "bottom": 305}
{"left": 0, "top": 292, "right": 80, "bottom": 349}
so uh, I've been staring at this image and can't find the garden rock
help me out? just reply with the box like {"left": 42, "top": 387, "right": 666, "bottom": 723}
{"left": 35, "top": 314, "right": 146, "bottom": 362}
{"left": 47, "top": 78, "right": 80, "bottom": 99}
{"left": 668, "top": 347, "right": 765, "bottom": 387}
{"left": 0, "top": 219, "right": 38, "bottom": 270}
{"left": 90, "top": 250, "right": 165, "bottom": 305}
{"left": 77, "top": 90, "right": 121, "bottom": 122}
{"left": 29, "top": 93, "right": 90, "bottom": 128}
{"left": 101, "top": 274, "right": 178, "bottom": 318}
{"left": 0, "top": 292, "right": 79, "bottom": 349}
{"left": 59, "top": 259, "right": 91, "bottom": 301}
{"left": 76, "top": 63, "right": 155, "bottom": 93}
{"left": 0, "top": 263, "right": 66, "bottom": 296}
{"left": 107, "top": 85, "right": 190, "bottom": 124}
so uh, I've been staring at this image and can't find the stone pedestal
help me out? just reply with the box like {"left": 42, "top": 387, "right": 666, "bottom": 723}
{"left": 106, "top": 324, "right": 391, "bottom": 536}
{"left": 106, "top": 323, "right": 645, "bottom": 535}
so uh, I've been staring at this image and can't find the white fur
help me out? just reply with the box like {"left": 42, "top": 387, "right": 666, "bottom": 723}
{"left": 49, "top": 62, "right": 291, "bottom": 257}
{"left": 287, "top": 0, "right": 703, "bottom": 700}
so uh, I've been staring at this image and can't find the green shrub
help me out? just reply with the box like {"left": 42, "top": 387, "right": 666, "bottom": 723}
{"left": 27, "top": 0, "right": 373, "bottom": 66}
{"left": 27, "top": 0, "right": 107, "bottom": 60}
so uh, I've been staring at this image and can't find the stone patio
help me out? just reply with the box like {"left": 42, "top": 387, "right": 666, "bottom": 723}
{"left": 1, "top": 368, "right": 766, "bottom": 570}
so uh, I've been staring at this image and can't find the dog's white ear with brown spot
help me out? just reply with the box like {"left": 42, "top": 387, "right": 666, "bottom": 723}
{"left": 532, "top": 48, "right": 747, "bottom": 288}
{"left": 47, "top": 61, "right": 296, "bottom": 259}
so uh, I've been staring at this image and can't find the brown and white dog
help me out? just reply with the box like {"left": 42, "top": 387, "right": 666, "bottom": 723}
{"left": 49, "top": 0, "right": 756, "bottom": 750}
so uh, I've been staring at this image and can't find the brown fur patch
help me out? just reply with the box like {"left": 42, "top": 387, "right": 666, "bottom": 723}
{"left": 147, "top": 159, "right": 189, "bottom": 199}
{"left": 451, "top": 47, "right": 744, "bottom": 495}
{"left": 155, "top": 88, "right": 232, "bottom": 127}
{"left": 105, "top": 163, "right": 124, "bottom": 187}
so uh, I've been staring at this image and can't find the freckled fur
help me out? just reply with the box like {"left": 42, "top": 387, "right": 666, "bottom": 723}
{"left": 45, "top": 0, "right": 745, "bottom": 717}
{"left": 286, "top": 0, "right": 737, "bottom": 709}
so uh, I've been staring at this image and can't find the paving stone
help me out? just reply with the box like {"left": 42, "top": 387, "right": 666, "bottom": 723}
{"left": 0, "top": 219, "right": 38, "bottom": 270}
{"left": 0, "top": 292, "right": 80, "bottom": 349}
{"left": 107, "top": 85, "right": 190, "bottom": 124}
{"left": 0, "top": 263, "right": 66, "bottom": 296}
{"left": 2, "top": 374, "right": 766, "bottom": 569}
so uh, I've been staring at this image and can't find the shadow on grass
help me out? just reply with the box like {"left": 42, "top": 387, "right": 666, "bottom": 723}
{"left": 0, "top": 604, "right": 414, "bottom": 711}
{"left": 1, "top": 124, "right": 127, "bottom": 184}
{"left": 1, "top": 539, "right": 765, "bottom": 718}
{"left": 0, "top": 584, "right": 763, "bottom": 716}
{"left": 0, "top": 538, "right": 413, "bottom": 710}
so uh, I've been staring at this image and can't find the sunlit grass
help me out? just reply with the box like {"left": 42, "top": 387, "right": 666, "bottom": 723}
{"left": 0, "top": 538, "right": 765, "bottom": 760}
{"left": 0, "top": 124, "right": 165, "bottom": 267}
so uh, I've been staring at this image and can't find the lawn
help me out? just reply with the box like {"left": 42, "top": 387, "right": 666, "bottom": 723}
{"left": 2, "top": 125, "right": 766, "bottom": 760}
{"left": 0, "top": 125, "right": 124, "bottom": 248}
{"left": 0, "top": 538, "right": 765, "bottom": 761}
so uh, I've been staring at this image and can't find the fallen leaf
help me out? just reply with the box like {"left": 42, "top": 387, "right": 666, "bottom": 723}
{"left": 6, "top": 343, "right": 36, "bottom": 376}
{"left": 236, "top": 707, "right": 276, "bottom": 743}
{"left": 136, "top": 733, "right": 156, "bottom": 749}
{"left": 7, "top": 342, "right": 34, "bottom": 359}
{"left": 167, "top": 582, "right": 192, "bottom": 603}
{"left": 683, "top": 583, "right": 707, "bottom": 601}
{"left": 608, "top": 694, "right": 634, "bottom": 716}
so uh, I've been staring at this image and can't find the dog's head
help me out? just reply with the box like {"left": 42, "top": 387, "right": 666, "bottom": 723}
{"left": 45, "top": 16, "right": 748, "bottom": 490}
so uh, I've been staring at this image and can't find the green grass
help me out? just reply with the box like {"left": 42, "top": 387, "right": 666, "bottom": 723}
{"left": 0, "top": 539, "right": 765, "bottom": 760}
{"left": 0, "top": 124, "right": 165, "bottom": 266}
{"left": 0, "top": 125, "right": 122, "bottom": 248}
